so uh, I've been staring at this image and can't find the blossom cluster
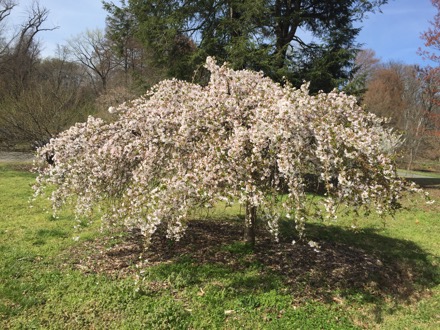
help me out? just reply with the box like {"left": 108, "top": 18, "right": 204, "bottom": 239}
{"left": 34, "top": 57, "right": 416, "bottom": 244}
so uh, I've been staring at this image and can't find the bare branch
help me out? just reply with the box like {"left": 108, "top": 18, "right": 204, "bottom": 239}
{"left": 0, "top": 0, "right": 16, "bottom": 23}
{"left": 13, "top": 1, "right": 58, "bottom": 56}
{"left": 68, "top": 28, "right": 120, "bottom": 91}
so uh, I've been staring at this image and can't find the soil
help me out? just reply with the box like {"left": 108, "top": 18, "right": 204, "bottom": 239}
{"left": 65, "top": 210, "right": 438, "bottom": 303}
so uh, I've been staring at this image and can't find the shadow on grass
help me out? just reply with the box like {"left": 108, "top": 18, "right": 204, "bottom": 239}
{"left": 69, "top": 219, "right": 438, "bottom": 308}
{"left": 405, "top": 177, "right": 440, "bottom": 187}
{"left": 280, "top": 221, "right": 438, "bottom": 299}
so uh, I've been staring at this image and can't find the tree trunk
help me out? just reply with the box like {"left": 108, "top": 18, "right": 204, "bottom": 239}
{"left": 244, "top": 201, "right": 257, "bottom": 247}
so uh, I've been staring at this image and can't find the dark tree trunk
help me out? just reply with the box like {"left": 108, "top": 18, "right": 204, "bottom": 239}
{"left": 244, "top": 201, "right": 257, "bottom": 247}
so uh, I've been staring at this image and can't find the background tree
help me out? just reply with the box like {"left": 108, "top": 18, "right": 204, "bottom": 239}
{"left": 0, "top": 0, "right": 15, "bottom": 48}
{"left": 0, "top": 1, "right": 56, "bottom": 97}
{"left": 0, "top": 2, "right": 97, "bottom": 149}
{"left": 362, "top": 62, "right": 439, "bottom": 169}
{"left": 420, "top": 0, "right": 440, "bottom": 66}
{"left": 103, "top": 0, "right": 388, "bottom": 92}
{"left": 103, "top": 0, "right": 198, "bottom": 81}
{"left": 67, "top": 29, "right": 120, "bottom": 92}
{"left": 103, "top": 0, "right": 166, "bottom": 90}
{"left": 293, "top": 26, "right": 360, "bottom": 93}
{"left": 419, "top": 0, "right": 440, "bottom": 138}
{"left": 363, "top": 63, "right": 406, "bottom": 127}
{"left": 0, "top": 49, "right": 95, "bottom": 148}
{"left": 344, "top": 48, "right": 380, "bottom": 98}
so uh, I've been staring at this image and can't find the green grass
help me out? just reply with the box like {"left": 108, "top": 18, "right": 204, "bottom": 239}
{"left": 398, "top": 168, "right": 440, "bottom": 178}
{"left": 1, "top": 162, "right": 439, "bottom": 329}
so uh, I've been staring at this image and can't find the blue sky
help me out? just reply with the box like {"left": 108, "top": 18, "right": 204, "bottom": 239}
{"left": 6, "top": 0, "right": 437, "bottom": 66}
{"left": 357, "top": 0, "right": 436, "bottom": 65}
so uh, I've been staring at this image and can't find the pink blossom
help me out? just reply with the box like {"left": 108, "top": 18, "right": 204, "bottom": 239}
{"left": 33, "top": 57, "right": 420, "bottom": 246}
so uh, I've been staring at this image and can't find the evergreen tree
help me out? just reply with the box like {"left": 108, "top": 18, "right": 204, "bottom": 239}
{"left": 103, "top": 0, "right": 387, "bottom": 91}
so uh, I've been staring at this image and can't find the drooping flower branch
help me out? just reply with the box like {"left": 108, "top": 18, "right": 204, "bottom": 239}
{"left": 34, "top": 57, "right": 418, "bottom": 246}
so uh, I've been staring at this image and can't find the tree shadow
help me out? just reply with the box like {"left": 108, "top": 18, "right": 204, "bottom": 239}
{"left": 69, "top": 218, "right": 438, "bottom": 314}
{"left": 405, "top": 177, "right": 440, "bottom": 187}
{"left": 276, "top": 221, "right": 438, "bottom": 300}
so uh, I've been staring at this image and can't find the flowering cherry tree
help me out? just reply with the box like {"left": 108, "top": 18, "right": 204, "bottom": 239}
{"left": 34, "top": 57, "right": 413, "bottom": 247}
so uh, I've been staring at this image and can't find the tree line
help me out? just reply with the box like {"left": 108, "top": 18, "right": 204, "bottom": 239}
{"left": 358, "top": 50, "right": 440, "bottom": 169}
{"left": 0, "top": 0, "right": 439, "bottom": 169}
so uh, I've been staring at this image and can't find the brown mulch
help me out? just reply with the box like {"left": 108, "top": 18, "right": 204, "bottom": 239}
{"left": 66, "top": 214, "right": 437, "bottom": 302}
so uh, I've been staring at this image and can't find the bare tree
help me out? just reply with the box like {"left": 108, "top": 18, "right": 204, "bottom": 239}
{"left": 363, "top": 64, "right": 406, "bottom": 126}
{"left": 0, "top": 0, "right": 15, "bottom": 19}
{"left": 363, "top": 63, "right": 436, "bottom": 169}
{"left": 345, "top": 48, "right": 381, "bottom": 98}
{"left": 355, "top": 49, "right": 380, "bottom": 82}
{"left": 0, "top": 1, "right": 57, "bottom": 97}
{"left": 0, "top": 1, "right": 93, "bottom": 149}
{"left": 13, "top": 1, "right": 55, "bottom": 54}
{"left": 0, "top": 0, "right": 16, "bottom": 34}
{"left": 0, "top": 54, "right": 95, "bottom": 148}
{"left": 399, "top": 66, "right": 429, "bottom": 169}
{"left": 0, "top": 0, "right": 17, "bottom": 59}
{"left": 68, "top": 29, "right": 120, "bottom": 92}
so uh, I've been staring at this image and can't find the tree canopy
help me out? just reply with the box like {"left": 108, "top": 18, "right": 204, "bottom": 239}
{"left": 34, "top": 58, "right": 415, "bottom": 247}
{"left": 103, "top": 0, "right": 388, "bottom": 92}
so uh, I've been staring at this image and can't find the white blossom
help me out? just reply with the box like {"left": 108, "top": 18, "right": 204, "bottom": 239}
{"left": 33, "top": 57, "right": 418, "bottom": 246}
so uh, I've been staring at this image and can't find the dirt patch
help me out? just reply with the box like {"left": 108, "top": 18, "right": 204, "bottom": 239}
{"left": 65, "top": 218, "right": 437, "bottom": 303}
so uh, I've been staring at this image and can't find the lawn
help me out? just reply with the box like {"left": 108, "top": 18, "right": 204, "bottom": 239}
{"left": 1, "top": 162, "right": 439, "bottom": 329}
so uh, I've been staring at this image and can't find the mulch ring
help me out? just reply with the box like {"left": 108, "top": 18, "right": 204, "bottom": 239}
{"left": 65, "top": 218, "right": 435, "bottom": 302}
